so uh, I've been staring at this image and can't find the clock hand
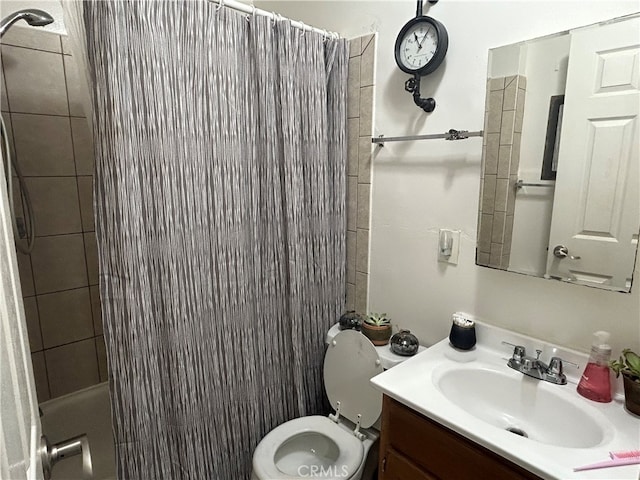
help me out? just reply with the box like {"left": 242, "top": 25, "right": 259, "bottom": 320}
{"left": 417, "top": 26, "right": 432, "bottom": 48}
{"left": 413, "top": 32, "right": 421, "bottom": 49}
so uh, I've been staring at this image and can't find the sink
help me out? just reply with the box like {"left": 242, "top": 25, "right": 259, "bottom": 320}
{"left": 434, "top": 365, "right": 607, "bottom": 448}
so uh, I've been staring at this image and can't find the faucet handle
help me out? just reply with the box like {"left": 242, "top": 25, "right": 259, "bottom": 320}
{"left": 548, "top": 356, "right": 579, "bottom": 373}
{"left": 545, "top": 357, "right": 579, "bottom": 385}
{"left": 501, "top": 341, "right": 525, "bottom": 361}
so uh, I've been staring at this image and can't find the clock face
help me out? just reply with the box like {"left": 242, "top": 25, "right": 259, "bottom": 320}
{"left": 399, "top": 22, "right": 439, "bottom": 71}
{"left": 394, "top": 16, "right": 448, "bottom": 76}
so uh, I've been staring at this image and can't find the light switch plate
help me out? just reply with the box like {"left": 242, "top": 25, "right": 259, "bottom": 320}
{"left": 438, "top": 229, "right": 460, "bottom": 265}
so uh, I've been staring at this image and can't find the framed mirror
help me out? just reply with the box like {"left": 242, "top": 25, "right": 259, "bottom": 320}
{"left": 476, "top": 13, "right": 639, "bottom": 293}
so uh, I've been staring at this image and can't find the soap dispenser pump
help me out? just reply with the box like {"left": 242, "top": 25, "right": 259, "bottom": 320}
{"left": 577, "top": 331, "right": 612, "bottom": 403}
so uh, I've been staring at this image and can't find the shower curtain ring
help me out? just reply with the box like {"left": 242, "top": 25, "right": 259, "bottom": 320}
{"left": 271, "top": 12, "right": 277, "bottom": 27}
{"left": 246, "top": 5, "right": 256, "bottom": 22}
{"left": 299, "top": 22, "right": 306, "bottom": 36}
{"left": 216, "top": 0, "right": 224, "bottom": 12}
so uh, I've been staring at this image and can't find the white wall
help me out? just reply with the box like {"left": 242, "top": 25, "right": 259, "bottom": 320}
{"left": 258, "top": 0, "right": 640, "bottom": 355}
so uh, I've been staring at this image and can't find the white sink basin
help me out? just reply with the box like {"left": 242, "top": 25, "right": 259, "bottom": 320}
{"left": 370, "top": 321, "right": 640, "bottom": 479}
{"left": 434, "top": 365, "right": 607, "bottom": 448}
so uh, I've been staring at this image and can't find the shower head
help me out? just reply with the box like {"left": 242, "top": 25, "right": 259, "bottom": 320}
{"left": 0, "top": 9, "right": 54, "bottom": 38}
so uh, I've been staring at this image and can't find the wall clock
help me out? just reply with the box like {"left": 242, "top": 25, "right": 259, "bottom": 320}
{"left": 394, "top": 1, "right": 448, "bottom": 112}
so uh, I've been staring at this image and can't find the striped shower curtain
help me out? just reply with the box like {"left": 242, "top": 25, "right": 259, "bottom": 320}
{"left": 83, "top": 1, "right": 348, "bottom": 478}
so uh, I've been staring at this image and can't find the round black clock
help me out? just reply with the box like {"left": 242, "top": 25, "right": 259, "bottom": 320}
{"left": 394, "top": 16, "right": 448, "bottom": 76}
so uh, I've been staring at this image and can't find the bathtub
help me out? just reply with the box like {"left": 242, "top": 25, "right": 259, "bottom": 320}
{"left": 40, "top": 382, "right": 116, "bottom": 480}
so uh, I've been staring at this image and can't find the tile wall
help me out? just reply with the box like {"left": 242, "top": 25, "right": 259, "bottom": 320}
{"left": 1, "top": 27, "right": 106, "bottom": 402}
{"left": 345, "top": 34, "right": 375, "bottom": 315}
{"left": 477, "top": 75, "right": 526, "bottom": 269}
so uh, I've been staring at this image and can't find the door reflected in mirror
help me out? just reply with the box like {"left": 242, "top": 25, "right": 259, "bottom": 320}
{"left": 476, "top": 13, "right": 640, "bottom": 293}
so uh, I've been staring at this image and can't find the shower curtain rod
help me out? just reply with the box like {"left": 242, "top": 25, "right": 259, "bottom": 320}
{"left": 207, "top": 0, "right": 340, "bottom": 38}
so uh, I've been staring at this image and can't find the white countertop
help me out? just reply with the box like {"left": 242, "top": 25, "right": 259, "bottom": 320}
{"left": 370, "top": 321, "right": 640, "bottom": 480}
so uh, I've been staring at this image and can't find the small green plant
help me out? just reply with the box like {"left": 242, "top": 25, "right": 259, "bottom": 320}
{"left": 365, "top": 312, "right": 391, "bottom": 326}
{"left": 610, "top": 349, "right": 640, "bottom": 382}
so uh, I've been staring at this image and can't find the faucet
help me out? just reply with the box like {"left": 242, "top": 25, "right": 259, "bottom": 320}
{"left": 502, "top": 342, "right": 578, "bottom": 385}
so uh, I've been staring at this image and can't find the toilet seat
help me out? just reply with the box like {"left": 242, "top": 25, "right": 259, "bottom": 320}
{"left": 252, "top": 416, "right": 364, "bottom": 480}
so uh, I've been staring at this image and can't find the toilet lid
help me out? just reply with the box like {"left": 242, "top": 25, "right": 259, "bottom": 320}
{"left": 323, "top": 330, "right": 384, "bottom": 428}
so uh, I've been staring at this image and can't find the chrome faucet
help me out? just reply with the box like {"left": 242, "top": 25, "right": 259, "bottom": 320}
{"left": 502, "top": 342, "right": 577, "bottom": 385}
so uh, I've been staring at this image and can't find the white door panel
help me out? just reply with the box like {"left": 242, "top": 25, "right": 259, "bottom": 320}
{"left": 547, "top": 16, "right": 640, "bottom": 290}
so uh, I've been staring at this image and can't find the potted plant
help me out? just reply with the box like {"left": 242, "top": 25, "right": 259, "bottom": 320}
{"left": 610, "top": 349, "right": 640, "bottom": 416}
{"left": 361, "top": 312, "right": 392, "bottom": 346}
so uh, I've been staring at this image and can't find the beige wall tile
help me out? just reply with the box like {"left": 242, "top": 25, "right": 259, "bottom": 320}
{"left": 25, "top": 177, "right": 82, "bottom": 236}
{"left": 507, "top": 176, "right": 517, "bottom": 215}
{"left": 84, "top": 232, "right": 99, "bottom": 285}
{"left": 486, "top": 90, "right": 504, "bottom": 133}
{"left": 90, "top": 285, "right": 102, "bottom": 335}
{"left": 1, "top": 70, "right": 9, "bottom": 112}
{"left": 489, "top": 77, "right": 505, "bottom": 91}
{"left": 491, "top": 212, "right": 506, "bottom": 244}
{"left": 2, "top": 46, "right": 68, "bottom": 115}
{"left": 515, "top": 89, "right": 526, "bottom": 133}
{"left": 31, "top": 351, "right": 50, "bottom": 402}
{"left": 31, "top": 234, "right": 88, "bottom": 294}
{"left": 71, "top": 117, "right": 94, "bottom": 175}
{"left": 500, "top": 109, "right": 515, "bottom": 145}
{"left": 360, "top": 36, "right": 375, "bottom": 87}
{"left": 484, "top": 133, "right": 500, "bottom": 175}
{"left": 494, "top": 178, "right": 509, "bottom": 212}
{"left": 358, "top": 86, "right": 374, "bottom": 136}
{"left": 346, "top": 282, "right": 355, "bottom": 311}
{"left": 11, "top": 113, "right": 75, "bottom": 176}
{"left": 23, "top": 296, "right": 42, "bottom": 352}
{"left": 360, "top": 34, "right": 375, "bottom": 56}
{"left": 504, "top": 215, "right": 515, "bottom": 252}
{"left": 357, "top": 136, "right": 372, "bottom": 184}
{"left": 348, "top": 37, "right": 361, "bottom": 58}
{"left": 16, "top": 250, "right": 34, "bottom": 297}
{"left": 478, "top": 213, "right": 493, "bottom": 253}
{"left": 511, "top": 132, "right": 521, "bottom": 171}
{"left": 497, "top": 145, "right": 512, "bottom": 179}
{"left": 355, "top": 272, "right": 368, "bottom": 314}
{"left": 356, "top": 183, "right": 371, "bottom": 229}
{"left": 347, "top": 56, "right": 361, "bottom": 118}
{"left": 96, "top": 336, "right": 108, "bottom": 382}
{"left": 61, "top": 35, "right": 73, "bottom": 55}
{"left": 63, "top": 55, "right": 87, "bottom": 117}
{"left": 346, "top": 230, "right": 356, "bottom": 284}
{"left": 39, "top": 288, "right": 93, "bottom": 348}
{"left": 45, "top": 338, "right": 99, "bottom": 398}
{"left": 347, "top": 176, "right": 357, "bottom": 232}
{"left": 0, "top": 28, "right": 61, "bottom": 53}
{"left": 356, "top": 228, "right": 369, "bottom": 274}
{"left": 481, "top": 174, "right": 496, "bottom": 214}
{"left": 77, "top": 176, "right": 94, "bottom": 231}
{"left": 347, "top": 118, "right": 359, "bottom": 176}
{"left": 477, "top": 251, "right": 490, "bottom": 266}
{"left": 489, "top": 243, "right": 502, "bottom": 268}
{"left": 503, "top": 76, "right": 517, "bottom": 110}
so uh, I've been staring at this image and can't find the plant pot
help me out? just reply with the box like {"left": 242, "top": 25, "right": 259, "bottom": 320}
{"left": 361, "top": 323, "right": 392, "bottom": 346}
{"left": 622, "top": 374, "right": 640, "bottom": 416}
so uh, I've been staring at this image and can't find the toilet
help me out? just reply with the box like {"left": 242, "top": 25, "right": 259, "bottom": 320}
{"left": 251, "top": 325, "right": 419, "bottom": 480}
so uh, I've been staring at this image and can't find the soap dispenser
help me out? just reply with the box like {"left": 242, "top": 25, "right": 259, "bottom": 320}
{"left": 577, "top": 331, "right": 612, "bottom": 403}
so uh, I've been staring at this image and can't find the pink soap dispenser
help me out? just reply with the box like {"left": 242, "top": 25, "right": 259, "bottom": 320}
{"left": 577, "top": 331, "right": 612, "bottom": 403}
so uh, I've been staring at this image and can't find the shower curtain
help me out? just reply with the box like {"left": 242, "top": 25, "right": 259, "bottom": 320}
{"left": 83, "top": 1, "right": 348, "bottom": 478}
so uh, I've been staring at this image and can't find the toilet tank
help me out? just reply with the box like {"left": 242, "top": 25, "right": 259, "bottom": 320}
{"left": 325, "top": 323, "right": 427, "bottom": 370}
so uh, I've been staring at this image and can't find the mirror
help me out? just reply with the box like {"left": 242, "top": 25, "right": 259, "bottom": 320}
{"left": 476, "top": 13, "right": 639, "bottom": 293}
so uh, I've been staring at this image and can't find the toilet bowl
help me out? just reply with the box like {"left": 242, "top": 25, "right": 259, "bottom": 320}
{"left": 251, "top": 327, "right": 418, "bottom": 480}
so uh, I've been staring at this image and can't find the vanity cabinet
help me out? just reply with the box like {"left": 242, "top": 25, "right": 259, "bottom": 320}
{"left": 378, "top": 395, "right": 542, "bottom": 480}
